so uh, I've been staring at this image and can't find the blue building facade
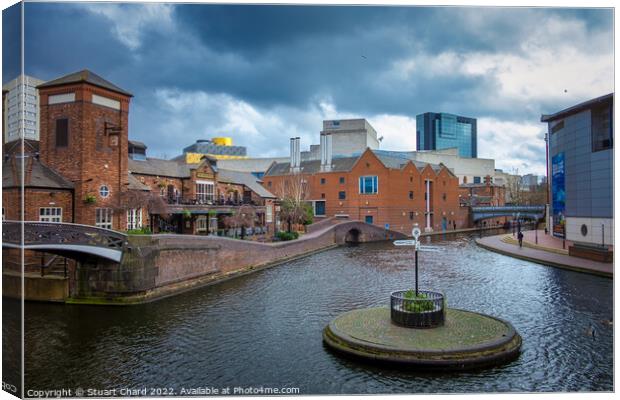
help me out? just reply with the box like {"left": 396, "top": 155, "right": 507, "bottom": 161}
{"left": 542, "top": 93, "right": 613, "bottom": 246}
{"left": 416, "top": 112, "right": 477, "bottom": 158}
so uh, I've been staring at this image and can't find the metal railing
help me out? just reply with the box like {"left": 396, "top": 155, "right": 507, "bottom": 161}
{"left": 471, "top": 205, "right": 545, "bottom": 212}
{"left": 166, "top": 197, "right": 258, "bottom": 207}
{"left": 390, "top": 289, "right": 445, "bottom": 328}
{"left": 2, "top": 221, "right": 126, "bottom": 250}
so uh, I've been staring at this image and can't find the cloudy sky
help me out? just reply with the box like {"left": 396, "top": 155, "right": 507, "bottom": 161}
{"left": 3, "top": 2, "right": 614, "bottom": 175}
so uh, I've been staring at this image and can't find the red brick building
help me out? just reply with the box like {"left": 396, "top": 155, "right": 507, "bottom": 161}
{"left": 263, "top": 148, "right": 466, "bottom": 235}
{"left": 2, "top": 70, "right": 278, "bottom": 236}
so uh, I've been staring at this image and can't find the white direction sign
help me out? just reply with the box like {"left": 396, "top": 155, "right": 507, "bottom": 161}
{"left": 394, "top": 240, "right": 417, "bottom": 246}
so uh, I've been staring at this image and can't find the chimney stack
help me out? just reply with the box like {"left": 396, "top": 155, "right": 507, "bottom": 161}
{"left": 290, "top": 137, "right": 301, "bottom": 172}
{"left": 320, "top": 133, "right": 333, "bottom": 172}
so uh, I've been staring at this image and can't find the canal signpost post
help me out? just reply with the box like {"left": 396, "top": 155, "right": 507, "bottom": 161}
{"left": 394, "top": 224, "right": 422, "bottom": 296}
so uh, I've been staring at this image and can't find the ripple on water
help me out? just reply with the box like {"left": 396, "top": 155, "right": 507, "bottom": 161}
{"left": 20, "top": 231, "right": 613, "bottom": 393}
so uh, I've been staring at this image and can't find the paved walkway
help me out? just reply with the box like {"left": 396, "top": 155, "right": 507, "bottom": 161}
{"left": 476, "top": 233, "right": 613, "bottom": 278}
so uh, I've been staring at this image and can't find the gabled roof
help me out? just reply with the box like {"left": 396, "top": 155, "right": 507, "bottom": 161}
{"left": 264, "top": 149, "right": 446, "bottom": 177}
{"left": 3, "top": 155, "right": 74, "bottom": 190}
{"left": 265, "top": 156, "right": 360, "bottom": 176}
{"left": 128, "top": 140, "right": 147, "bottom": 149}
{"left": 128, "top": 157, "right": 191, "bottom": 178}
{"left": 127, "top": 173, "right": 151, "bottom": 191}
{"left": 217, "top": 169, "right": 276, "bottom": 198}
{"left": 38, "top": 69, "right": 133, "bottom": 97}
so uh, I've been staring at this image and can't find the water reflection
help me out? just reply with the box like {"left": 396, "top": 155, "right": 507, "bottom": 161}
{"left": 14, "top": 230, "right": 614, "bottom": 393}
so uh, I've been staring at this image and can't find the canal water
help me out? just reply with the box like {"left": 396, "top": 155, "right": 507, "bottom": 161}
{"left": 11, "top": 231, "right": 614, "bottom": 394}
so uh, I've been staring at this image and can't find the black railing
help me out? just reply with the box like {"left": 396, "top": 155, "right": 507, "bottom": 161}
{"left": 166, "top": 197, "right": 258, "bottom": 207}
{"left": 390, "top": 290, "right": 445, "bottom": 329}
{"left": 2, "top": 221, "right": 126, "bottom": 250}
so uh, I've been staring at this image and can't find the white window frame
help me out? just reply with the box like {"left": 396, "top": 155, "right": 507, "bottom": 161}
{"left": 359, "top": 175, "right": 379, "bottom": 194}
{"left": 196, "top": 215, "right": 208, "bottom": 233}
{"left": 196, "top": 180, "right": 214, "bottom": 203}
{"left": 39, "top": 207, "right": 62, "bottom": 222}
{"left": 126, "top": 208, "right": 142, "bottom": 230}
{"left": 99, "top": 185, "right": 110, "bottom": 198}
{"left": 96, "top": 208, "right": 113, "bottom": 229}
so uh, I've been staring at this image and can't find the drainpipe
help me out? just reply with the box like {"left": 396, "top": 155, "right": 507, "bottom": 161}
{"left": 425, "top": 179, "right": 431, "bottom": 231}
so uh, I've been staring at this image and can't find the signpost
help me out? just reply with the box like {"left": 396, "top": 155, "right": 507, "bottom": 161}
{"left": 394, "top": 224, "right": 423, "bottom": 296}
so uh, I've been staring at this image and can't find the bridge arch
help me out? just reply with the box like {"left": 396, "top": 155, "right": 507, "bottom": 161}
{"left": 2, "top": 221, "right": 127, "bottom": 263}
{"left": 344, "top": 228, "right": 361, "bottom": 244}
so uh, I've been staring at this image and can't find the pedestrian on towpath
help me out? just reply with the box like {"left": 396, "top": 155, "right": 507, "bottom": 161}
{"left": 518, "top": 231, "right": 524, "bottom": 248}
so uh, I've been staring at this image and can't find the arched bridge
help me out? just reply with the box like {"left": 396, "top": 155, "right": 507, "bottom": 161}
{"left": 471, "top": 206, "right": 545, "bottom": 223}
{"left": 2, "top": 221, "right": 127, "bottom": 262}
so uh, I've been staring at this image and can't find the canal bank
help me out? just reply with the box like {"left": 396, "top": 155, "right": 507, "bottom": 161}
{"left": 476, "top": 233, "right": 613, "bottom": 278}
{"left": 8, "top": 220, "right": 406, "bottom": 305}
{"left": 16, "top": 232, "right": 613, "bottom": 393}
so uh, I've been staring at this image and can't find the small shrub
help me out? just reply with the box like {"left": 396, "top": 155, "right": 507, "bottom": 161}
{"left": 127, "top": 227, "right": 152, "bottom": 235}
{"left": 403, "top": 290, "right": 435, "bottom": 313}
{"left": 276, "top": 231, "right": 299, "bottom": 241}
{"left": 83, "top": 194, "right": 97, "bottom": 204}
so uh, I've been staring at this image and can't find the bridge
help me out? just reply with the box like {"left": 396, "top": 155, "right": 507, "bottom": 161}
{"left": 2, "top": 221, "right": 127, "bottom": 262}
{"left": 470, "top": 206, "right": 545, "bottom": 223}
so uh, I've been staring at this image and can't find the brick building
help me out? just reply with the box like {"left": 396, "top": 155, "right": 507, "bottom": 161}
{"left": 263, "top": 145, "right": 466, "bottom": 235}
{"left": 2, "top": 70, "right": 278, "bottom": 236}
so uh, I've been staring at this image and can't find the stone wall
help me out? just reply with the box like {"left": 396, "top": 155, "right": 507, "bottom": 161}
{"left": 72, "top": 220, "right": 404, "bottom": 303}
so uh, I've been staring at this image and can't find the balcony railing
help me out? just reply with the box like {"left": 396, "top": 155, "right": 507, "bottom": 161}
{"left": 165, "top": 197, "right": 258, "bottom": 207}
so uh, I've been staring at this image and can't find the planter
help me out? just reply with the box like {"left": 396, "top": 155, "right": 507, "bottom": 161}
{"left": 390, "top": 290, "right": 445, "bottom": 329}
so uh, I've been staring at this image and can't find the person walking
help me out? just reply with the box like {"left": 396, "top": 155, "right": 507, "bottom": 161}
{"left": 518, "top": 231, "right": 524, "bottom": 248}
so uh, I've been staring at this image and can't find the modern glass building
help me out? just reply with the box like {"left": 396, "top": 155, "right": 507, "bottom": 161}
{"left": 542, "top": 93, "right": 613, "bottom": 246}
{"left": 416, "top": 112, "right": 477, "bottom": 158}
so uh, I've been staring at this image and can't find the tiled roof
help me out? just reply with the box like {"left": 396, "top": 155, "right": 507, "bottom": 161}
{"left": 3, "top": 156, "right": 74, "bottom": 189}
{"left": 265, "top": 156, "right": 359, "bottom": 176}
{"left": 217, "top": 169, "right": 276, "bottom": 198}
{"left": 38, "top": 69, "right": 133, "bottom": 97}
{"left": 128, "top": 140, "right": 147, "bottom": 148}
{"left": 128, "top": 157, "right": 192, "bottom": 178}
{"left": 127, "top": 173, "right": 151, "bottom": 191}
{"left": 264, "top": 150, "right": 446, "bottom": 177}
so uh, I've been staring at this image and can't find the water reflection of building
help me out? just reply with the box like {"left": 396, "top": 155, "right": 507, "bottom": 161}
{"left": 542, "top": 93, "right": 613, "bottom": 247}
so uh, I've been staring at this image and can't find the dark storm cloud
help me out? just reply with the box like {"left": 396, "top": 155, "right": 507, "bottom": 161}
{"left": 13, "top": 3, "right": 614, "bottom": 174}
{"left": 3, "top": 3, "right": 22, "bottom": 83}
{"left": 23, "top": 3, "right": 133, "bottom": 85}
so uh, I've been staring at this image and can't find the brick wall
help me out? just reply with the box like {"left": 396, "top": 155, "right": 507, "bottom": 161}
{"left": 39, "top": 83, "right": 131, "bottom": 230}
{"left": 2, "top": 188, "right": 73, "bottom": 222}
{"left": 263, "top": 151, "right": 464, "bottom": 235}
{"left": 72, "top": 221, "right": 404, "bottom": 300}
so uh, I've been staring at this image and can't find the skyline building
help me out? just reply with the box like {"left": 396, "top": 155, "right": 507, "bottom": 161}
{"left": 2, "top": 74, "right": 45, "bottom": 143}
{"left": 416, "top": 112, "right": 477, "bottom": 158}
{"left": 542, "top": 92, "right": 613, "bottom": 247}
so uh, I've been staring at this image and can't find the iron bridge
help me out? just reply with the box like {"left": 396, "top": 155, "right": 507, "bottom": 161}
{"left": 2, "top": 221, "right": 127, "bottom": 262}
{"left": 470, "top": 206, "right": 545, "bottom": 223}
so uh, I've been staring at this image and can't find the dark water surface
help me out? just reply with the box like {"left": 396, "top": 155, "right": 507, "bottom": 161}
{"left": 18, "top": 231, "right": 613, "bottom": 394}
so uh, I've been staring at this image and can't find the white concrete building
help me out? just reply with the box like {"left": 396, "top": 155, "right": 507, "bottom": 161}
{"left": 3, "top": 75, "right": 45, "bottom": 143}
{"left": 320, "top": 119, "right": 380, "bottom": 157}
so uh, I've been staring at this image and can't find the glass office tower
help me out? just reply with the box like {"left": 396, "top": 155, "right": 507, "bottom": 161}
{"left": 416, "top": 112, "right": 477, "bottom": 158}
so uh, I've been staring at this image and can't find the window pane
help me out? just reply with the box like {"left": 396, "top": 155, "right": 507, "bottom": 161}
{"left": 56, "top": 119, "right": 68, "bottom": 147}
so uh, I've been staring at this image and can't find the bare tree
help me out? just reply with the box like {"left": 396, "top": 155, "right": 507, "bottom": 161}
{"left": 274, "top": 173, "right": 313, "bottom": 232}
{"left": 505, "top": 168, "right": 524, "bottom": 205}
{"left": 224, "top": 204, "right": 257, "bottom": 239}
{"left": 115, "top": 190, "right": 169, "bottom": 217}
